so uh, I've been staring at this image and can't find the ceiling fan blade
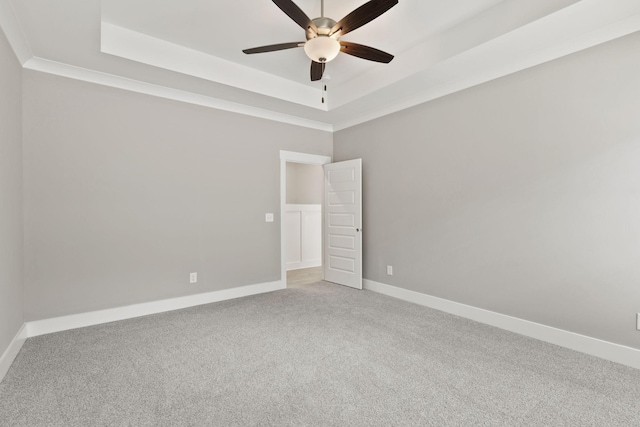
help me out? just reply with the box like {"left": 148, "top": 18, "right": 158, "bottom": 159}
{"left": 272, "top": 0, "right": 318, "bottom": 34}
{"left": 243, "top": 42, "right": 305, "bottom": 54}
{"left": 340, "top": 42, "right": 394, "bottom": 63}
{"left": 310, "top": 61, "right": 325, "bottom": 81}
{"left": 330, "top": 0, "right": 398, "bottom": 37}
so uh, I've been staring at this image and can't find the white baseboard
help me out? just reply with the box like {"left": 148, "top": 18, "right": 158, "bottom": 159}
{"left": 287, "top": 260, "right": 322, "bottom": 271}
{"left": 0, "top": 324, "right": 27, "bottom": 384}
{"left": 26, "top": 280, "right": 285, "bottom": 338}
{"left": 363, "top": 279, "right": 640, "bottom": 370}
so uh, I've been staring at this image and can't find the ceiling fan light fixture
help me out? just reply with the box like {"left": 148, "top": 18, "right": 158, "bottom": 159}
{"left": 242, "top": 0, "right": 397, "bottom": 82}
{"left": 304, "top": 36, "right": 340, "bottom": 63}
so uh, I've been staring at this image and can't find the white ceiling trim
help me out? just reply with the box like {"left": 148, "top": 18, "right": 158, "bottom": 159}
{"left": 101, "top": 22, "right": 325, "bottom": 111}
{"left": 0, "top": 0, "right": 32, "bottom": 64}
{"left": 333, "top": 2, "right": 640, "bottom": 131}
{"left": 22, "top": 57, "right": 333, "bottom": 132}
{"left": 330, "top": 0, "right": 581, "bottom": 110}
{"left": 3, "top": 0, "right": 640, "bottom": 134}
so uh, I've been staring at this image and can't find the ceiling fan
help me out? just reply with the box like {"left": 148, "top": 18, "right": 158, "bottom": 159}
{"left": 242, "top": 0, "right": 398, "bottom": 82}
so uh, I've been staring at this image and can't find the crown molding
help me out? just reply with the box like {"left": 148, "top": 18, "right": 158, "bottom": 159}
{"left": 4, "top": 0, "right": 640, "bottom": 134}
{"left": 22, "top": 57, "right": 333, "bottom": 132}
{"left": 0, "top": 0, "right": 32, "bottom": 64}
{"left": 333, "top": 7, "right": 640, "bottom": 132}
{"left": 101, "top": 22, "right": 326, "bottom": 111}
{"left": 330, "top": 0, "right": 581, "bottom": 111}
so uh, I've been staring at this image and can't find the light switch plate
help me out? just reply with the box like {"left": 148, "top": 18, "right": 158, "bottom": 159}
{"left": 637, "top": 313, "right": 640, "bottom": 331}
{"left": 386, "top": 265, "right": 393, "bottom": 276}
{"left": 265, "top": 213, "right": 274, "bottom": 222}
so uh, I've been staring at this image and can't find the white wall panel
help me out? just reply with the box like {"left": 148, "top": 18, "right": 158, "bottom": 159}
{"left": 286, "top": 205, "right": 321, "bottom": 270}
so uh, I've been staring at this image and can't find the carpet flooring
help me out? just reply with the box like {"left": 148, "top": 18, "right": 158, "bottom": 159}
{"left": 1, "top": 282, "right": 639, "bottom": 426}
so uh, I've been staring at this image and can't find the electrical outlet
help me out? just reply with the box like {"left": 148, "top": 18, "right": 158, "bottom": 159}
{"left": 637, "top": 313, "right": 640, "bottom": 331}
{"left": 386, "top": 265, "right": 393, "bottom": 276}
{"left": 190, "top": 272, "right": 197, "bottom": 284}
{"left": 265, "top": 213, "right": 274, "bottom": 222}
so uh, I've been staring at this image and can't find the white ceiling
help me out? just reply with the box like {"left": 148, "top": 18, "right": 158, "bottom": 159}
{"left": 102, "top": 0, "right": 504, "bottom": 87}
{"left": 2, "top": 0, "right": 640, "bottom": 131}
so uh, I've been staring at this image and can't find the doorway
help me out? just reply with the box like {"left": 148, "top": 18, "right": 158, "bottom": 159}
{"left": 280, "top": 151, "right": 331, "bottom": 287}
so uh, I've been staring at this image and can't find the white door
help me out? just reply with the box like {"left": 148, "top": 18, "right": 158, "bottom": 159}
{"left": 323, "top": 159, "right": 362, "bottom": 289}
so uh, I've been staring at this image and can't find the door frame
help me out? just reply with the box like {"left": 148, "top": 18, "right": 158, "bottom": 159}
{"left": 280, "top": 150, "right": 332, "bottom": 288}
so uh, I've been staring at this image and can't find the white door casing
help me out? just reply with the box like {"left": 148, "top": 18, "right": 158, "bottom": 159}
{"left": 323, "top": 159, "right": 362, "bottom": 289}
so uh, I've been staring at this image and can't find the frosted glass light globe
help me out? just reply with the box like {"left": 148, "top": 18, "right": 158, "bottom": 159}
{"left": 304, "top": 36, "right": 340, "bottom": 63}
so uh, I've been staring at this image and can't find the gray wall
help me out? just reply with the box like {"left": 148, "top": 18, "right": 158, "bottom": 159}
{"left": 334, "top": 32, "right": 640, "bottom": 349}
{"left": 286, "top": 162, "right": 323, "bottom": 205}
{"left": 22, "top": 71, "right": 332, "bottom": 321}
{"left": 0, "top": 28, "right": 23, "bottom": 353}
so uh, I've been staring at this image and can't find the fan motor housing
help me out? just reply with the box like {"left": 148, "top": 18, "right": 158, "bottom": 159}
{"left": 306, "top": 17, "right": 338, "bottom": 40}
